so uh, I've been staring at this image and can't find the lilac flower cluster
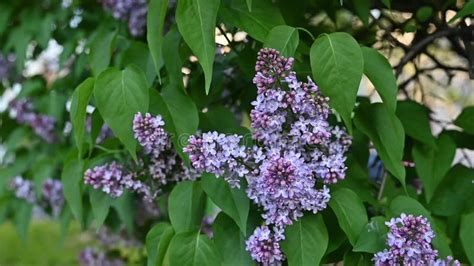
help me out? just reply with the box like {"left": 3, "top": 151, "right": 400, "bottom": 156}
{"left": 78, "top": 248, "right": 124, "bottom": 266}
{"left": 184, "top": 48, "right": 352, "bottom": 264}
{"left": 9, "top": 176, "right": 65, "bottom": 216}
{"left": 9, "top": 176, "right": 36, "bottom": 203}
{"left": 133, "top": 112, "right": 198, "bottom": 186}
{"left": 84, "top": 161, "right": 155, "bottom": 200}
{"left": 245, "top": 226, "right": 283, "bottom": 265}
{"left": 374, "top": 213, "right": 459, "bottom": 266}
{"left": 0, "top": 52, "right": 15, "bottom": 80}
{"left": 41, "top": 178, "right": 65, "bottom": 217}
{"left": 184, "top": 132, "right": 248, "bottom": 188}
{"left": 99, "top": 0, "right": 147, "bottom": 36}
{"left": 9, "top": 98, "right": 56, "bottom": 142}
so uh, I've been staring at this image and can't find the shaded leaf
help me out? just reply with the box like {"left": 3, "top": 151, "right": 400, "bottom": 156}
{"left": 147, "top": 0, "right": 168, "bottom": 83}
{"left": 146, "top": 223, "right": 175, "bottom": 266}
{"left": 396, "top": 101, "right": 435, "bottom": 147}
{"left": 310, "top": 32, "right": 364, "bottom": 132}
{"left": 89, "top": 189, "right": 112, "bottom": 230}
{"left": 361, "top": 47, "right": 397, "bottom": 112}
{"left": 449, "top": 0, "right": 474, "bottom": 23}
{"left": 168, "top": 231, "right": 221, "bottom": 266}
{"left": 201, "top": 173, "right": 249, "bottom": 234}
{"left": 329, "top": 188, "right": 368, "bottom": 246}
{"left": 454, "top": 106, "right": 474, "bottom": 135}
{"left": 281, "top": 214, "right": 328, "bottom": 266}
{"left": 212, "top": 213, "right": 254, "bottom": 266}
{"left": 88, "top": 27, "right": 117, "bottom": 76}
{"left": 94, "top": 66, "right": 149, "bottom": 161}
{"left": 70, "top": 78, "right": 94, "bottom": 156}
{"left": 460, "top": 212, "right": 474, "bottom": 264}
{"left": 263, "top": 25, "right": 299, "bottom": 57}
{"left": 176, "top": 0, "right": 219, "bottom": 94}
{"left": 220, "top": 0, "right": 285, "bottom": 42}
{"left": 354, "top": 103, "right": 406, "bottom": 186}
{"left": 168, "top": 181, "right": 206, "bottom": 233}
{"left": 412, "top": 133, "right": 456, "bottom": 203}
{"left": 61, "top": 158, "right": 84, "bottom": 223}
{"left": 353, "top": 216, "right": 388, "bottom": 253}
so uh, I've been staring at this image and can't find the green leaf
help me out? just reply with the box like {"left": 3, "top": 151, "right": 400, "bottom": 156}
{"left": 168, "top": 181, "right": 206, "bottom": 233}
{"left": 147, "top": 0, "right": 168, "bottom": 83}
{"left": 416, "top": 6, "right": 433, "bottom": 22}
{"left": 430, "top": 165, "right": 474, "bottom": 217}
{"left": 176, "top": 0, "right": 219, "bottom": 94}
{"left": 460, "top": 212, "right": 474, "bottom": 264}
{"left": 220, "top": 0, "right": 285, "bottom": 42}
{"left": 120, "top": 41, "right": 156, "bottom": 87}
{"left": 94, "top": 66, "right": 149, "bottom": 161}
{"left": 412, "top": 133, "right": 456, "bottom": 203}
{"left": 246, "top": 0, "right": 252, "bottom": 11}
{"left": 381, "top": 0, "right": 391, "bottom": 8}
{"left": 162, "top": 28, "right": 183, "bottom": 87}
{"left": 396, "top": 101, "right": 436, "bottom": 147}
{"left": 0, "top": 3, "right": 12, "bottom": 35}
{"left": 146, "top": 223, "right": 175, "bottom": 266}
{"left": 390, "top": 196, "right": 453, "bottom": 257}
{"left": 13, "top": 200, "right": 33, "bottom": 242}
{"left": 454, "top": 106, "right": 474, "bottom": 135}
{"left": 281, "top": 214, "right": 328, "bottom": 266}
{"left": 449, "top": 0, "right": 474, "bottom": 23}
{"left": 263, "top": 25, "right": 299, "bottom": 57}
{"left": 361, "top": 47, "right": 397, "bottom": 113}
{"left": 61, "top": 158, "right": 84, "bottom": 223}
{"left": 329, "top": 188, "right": 368, "bottom": 246}
{"left": 161, "top": 85, "right": 199, "bottom": 155}
{"left": 168, "top": 231, "right": 221, "bottom": 266}
{"left": 212, "top": 213, "right": 254, "bottom": 266}
{"left": 201, "top": 173, "right": 249, "bottom": 235}
{"left": 351, "top": 0, "right": 370, "bottom": 26}
{"left": 70, "top": 78, "right": 95, "bottom": 156}
{"left": 199, "top": 105, "right": 240, "bottom": 134}
{"left": 354, "top": 103, "right": 406, "bottom": 186}
{"left": 353, "top": 216, "right": 388, "bottom": 253}
{"left": 89, "top": 189, "right": 112, "bottom": 230}
{"left": 88, "top": 27, "right": 117, "bottom": 76}
{"left": 310, "top": 32, "right": 364, "bottom": 132}
{"left": 112, "top": 190, "right": 134, "bottom": 233}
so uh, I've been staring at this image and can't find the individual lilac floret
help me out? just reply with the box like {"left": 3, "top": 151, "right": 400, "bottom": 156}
{"left": 245, "top": 226, "right": 284, "bottom": 265}
{"left": 373, "top": 213, "right": 439, "bottom": 265}
{"left": 133, "top": 112, "right": 170, "bottom": 157}
{"left": 41, "top": 178, "right": 64, "bottom": 217}
{"left": 9, "top": 176, "right": 36, "bottom": 203}
{"left": 184, "top": 132, "right": 248, "bottom": 188}
{"left": 247, "top": 152, "right": 331, "bottom": 227}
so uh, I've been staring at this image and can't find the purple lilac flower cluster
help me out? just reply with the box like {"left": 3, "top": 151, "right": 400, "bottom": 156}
{"left": 133, "top": 112, "right": 198, "bottom": 185}
{"left": 41, "top": 178, "right": 65, "bottom": 217}
{"left": 78, "top": 247, "right": 124, "bottom": 266}
{"left": 9, "top": 176, "right": 36, "bottom": 203}
{"left": 9, "top": 98, "right": 56, "bottom": 142}
{"left": 84, "top": 161, "right": 155, "bottom": 200}
{"left": 374, "top": 213, "right": 460, "bottom": 266}
{"left": 184, "top": 48, "right": 351, "bottom": 264}
{"left": 99, "top": 0, "right": 147, "bottom": 36}
{"left": 0, "top": 52, "right": 15, "bottom": 80}
{"left": 9, "top": 176, "right": 65, "bottom": 216}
